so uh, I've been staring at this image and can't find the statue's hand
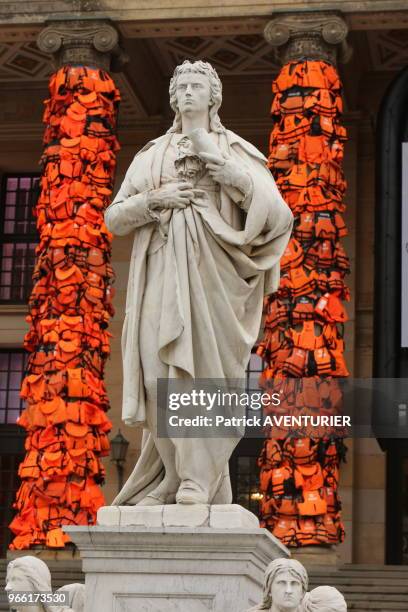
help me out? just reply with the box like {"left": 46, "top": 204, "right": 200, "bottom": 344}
{"left": 146, "top": 181, "right": 194, "bottom": 211}
{"left": 199, "top": 152, "right": 252, "bottom": 197}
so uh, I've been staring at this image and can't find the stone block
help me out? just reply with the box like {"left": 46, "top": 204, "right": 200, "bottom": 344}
{"left": 97, "top": 505, "right": 120, "bottom": 526}
{"left": 209, "top": 504, "right": 259, "bottom": 529}
{"left": 97, "top": 503, "right": 260, "bottom": 531}
{"left": 121, "top": 505, "right": 164, "bottom": 528}
{"left": 64, "top": 524, "right": 289, "bottom": 612}
{"left": 163, "top": 503, "right": 209, "bottom": 527}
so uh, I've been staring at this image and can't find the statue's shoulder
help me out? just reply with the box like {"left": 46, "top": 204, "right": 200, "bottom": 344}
{"left": 225, "top": 129, "right": 267, "bottom": 163}
{"left": 135, "top": 134, "right": 170, "bottom": 157}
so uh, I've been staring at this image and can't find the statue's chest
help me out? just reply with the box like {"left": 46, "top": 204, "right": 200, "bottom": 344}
{"left": 160, "top": 136, "right": 221, "bottom": 204}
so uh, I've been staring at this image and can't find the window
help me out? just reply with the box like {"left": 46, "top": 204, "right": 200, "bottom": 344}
{"left": 235, "top": 454, "right": 262, "bottom": 515}
{"left": 403, "top": 457, "right": 408, "bottom": 564}
{"left": 0, "top": 174, "right": 39, "bottom": 303}
{"left": 0, "top": 450, "right": 24, "bottom": 554}
{"left": 0, "top": 349, "right": 27, "bottom": 553}
{"left": 0, "top": 350, "right": 27, "bottom": 424}
{"left": 245, "top": 350, "right": 265, "bottom": 391}
{"left": 229, "top": 349, "right": 266, "bottom": 516}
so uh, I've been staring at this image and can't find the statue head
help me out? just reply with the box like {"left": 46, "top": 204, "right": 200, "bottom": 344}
{"left": 57, "top": 583, "right": 85, "bottom": 612}
{"left": 301, "top": 586, "right": 347, "bottom": 612}
{"left": 253, "top": 558, "right": 308, "bottom": 611}
{"left": 167, "top": 60, "right": 225, "bottom": 133}
{"left": 6, "top": 556, "right": 51, "bottom": 612}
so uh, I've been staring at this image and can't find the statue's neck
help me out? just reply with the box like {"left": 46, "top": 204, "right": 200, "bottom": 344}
{"left": 181, "top": 112, "right": 210, "bottom": 135}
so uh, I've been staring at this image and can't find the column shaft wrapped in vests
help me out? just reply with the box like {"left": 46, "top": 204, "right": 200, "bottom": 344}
{"left": 9, "top": 64, "right": 119, "bottom": 549}
{"left": 257, "top": 59, "right": 349, "bottom": 547}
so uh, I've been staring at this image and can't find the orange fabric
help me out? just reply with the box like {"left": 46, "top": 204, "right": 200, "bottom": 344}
{"left": 294, "top": 463, "right": 324, "bottom": 491}
{"left": 297, "top": 490, "right": 327, "bottom": 516}
{"left": 283, "top": 438, "right": 317, "bottom": 465}
{"left": 259, "top": 64, "right": 349, "bottom": 548}
{"left": 10, "top": 64, "right": 116, "bottom": 551}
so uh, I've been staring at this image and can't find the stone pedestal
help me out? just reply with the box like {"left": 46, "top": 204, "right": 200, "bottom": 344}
{"left": 64, "top": 504, "right": 289, "bottom": 612}
{"left": 290, "top": 545, "right": 339, "bottom": 568}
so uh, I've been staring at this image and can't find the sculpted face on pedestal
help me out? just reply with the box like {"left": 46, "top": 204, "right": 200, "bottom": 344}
{"left": 270, "top": 569, "right": 304, "bottom": 611}
{"left": 5, "top": 557, "right": 50, "bottom": 612}
{"left": 5, "top": 556, "right": 84, "bottom": 612}
{"left": 248, "top": 558, "right": 308, "bottom": 611}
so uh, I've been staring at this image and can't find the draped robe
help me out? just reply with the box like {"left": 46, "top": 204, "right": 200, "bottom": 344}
{"left": 104, "top": 129, "right": 293, "bottom": 505}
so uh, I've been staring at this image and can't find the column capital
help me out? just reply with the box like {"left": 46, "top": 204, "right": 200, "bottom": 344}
{"left": 37, "top": 19, "right": 127, "bottom": 71}
{"left": 264, "top": 11, "right": 352, "bottom": 65}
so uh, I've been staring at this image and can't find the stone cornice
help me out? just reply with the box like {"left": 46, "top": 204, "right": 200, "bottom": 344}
{"left": 0, "top": 6, "right": 408, "bottom": 41}
{"left": 1, "top": 0, "right": 408, "bottom": 23}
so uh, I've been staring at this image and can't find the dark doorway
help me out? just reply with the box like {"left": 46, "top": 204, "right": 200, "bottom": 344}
{"left": 375, "top": 66, "right": 408, "bottom": 564}
{"left": 386, "top": 442, "right": 408, "bottom": 564}
{"left": 230, "top": 438, "right": 264, "bottom": 516}
{"left": 0, "top": 425, "right": 25, "bottom": 555}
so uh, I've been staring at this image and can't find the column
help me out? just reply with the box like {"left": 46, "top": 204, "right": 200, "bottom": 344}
{"left": 9, "top": 21, "right": 122, "bottom": 550}
{"left": 257, "top": 12, "right": 351, "bottom": 554}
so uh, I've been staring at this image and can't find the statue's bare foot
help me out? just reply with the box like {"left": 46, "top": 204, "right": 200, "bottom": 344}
{"left": 176, "top": 480, "right": 208, "bottom": 504}
{"left": 136, "top": 477, "right": 180, "bottom": 506}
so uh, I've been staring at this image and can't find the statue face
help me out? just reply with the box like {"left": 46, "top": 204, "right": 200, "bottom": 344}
{"left": 175, "top": 72, "right": 212, "bottom": 117}
{"left": 6, "top": 566, "right": 32, "bottom": 594}
{"left": 6, "top": 566, "right": 38, "bottom": 612}
{"left": 271, "top": 570, "right": 303, "bottom": 611}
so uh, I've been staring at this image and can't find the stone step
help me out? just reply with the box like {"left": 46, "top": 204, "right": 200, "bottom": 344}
{"left": 346, "top": 594, "right": 408, "bottom": 601}
{"left": 310, "top": 578, "right": 408, "bottom": 589}
{"left": 348, "top": 604, "right": 408, "bottom": 611}
{"left": 310, "top": 567, "right": 408, "bottom": 575}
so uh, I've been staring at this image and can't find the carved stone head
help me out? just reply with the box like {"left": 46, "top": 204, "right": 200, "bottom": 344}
{"left": 301, "top": 586, "right": 347, "bottom": 611}
{"left": 251, "top": 558, "right": 308, "bottom": 611}
{"left": 6, "top": 556, "right": 51, "bottom": 612}
{"left": 167, "top": 60, "right": 225, "bottom": 133}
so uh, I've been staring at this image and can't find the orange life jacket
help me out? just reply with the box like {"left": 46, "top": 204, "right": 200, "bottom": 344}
{"left": 296, "top": 518, "right": 326, "bottom": 545}
{"left": 289, "top": 321, "right": 326, "bottom": 351}
{"left": 282, "top": 348, "right": 308, "bottom": 377}
{"left": 273, "top": 517, "right": 299, "bottom": 546}
{"left": 283, "top": 437, "right": 318, "bottom": 465}
{"left": 297, "top": 490, "right": 327, "bottom": 516}
{"left": 270, "top": 465, "right": 294, "bottom": 497}
{"left": 294, "top": 463, "right": 324, "bottom": 491}
{"left": 292, "top": 295, "right": 317, "bottom": 322}
{"left": 315, "top": 293, "right": 348, "bottom": 323}
{"left": 294, "top": 212, "right": 315, "bottom": 241}
{"left": 280, "top": 238, "right": 304, "bottom": 271}
{"left": 277, "top": 496, "right": 298, "bottom": 517}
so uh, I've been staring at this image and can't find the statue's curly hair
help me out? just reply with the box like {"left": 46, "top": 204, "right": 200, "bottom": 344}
{"left": 167, "top": 60, "right": 225, "bottom": 134}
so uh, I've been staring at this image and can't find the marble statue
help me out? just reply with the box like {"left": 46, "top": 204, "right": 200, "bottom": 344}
{"left": 300, "top": 586, "right": 347, "bottom": 611}
{"left": 247, "top": 558, "right": 308, "bottom": 611}
{"left": 5, "top": 556, "right": 84, "bottom": 612}
{"left": 55, "top": 583, "right": 85, "bottom": 611}
{"left": 104, "top": 59, "right": 293, "bottom": 506}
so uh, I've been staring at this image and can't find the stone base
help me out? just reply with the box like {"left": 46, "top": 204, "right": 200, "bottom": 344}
{"left": 290, "top": 545, "right": 339, "bottom": 568}
{"left": 6, "top": 545, "right": 80, "bottom": 561}
{"left": 64, "top": 505, "right": 289, "bottom": 612}
{"left": 97, "top": 503, "right": 260, "bottom": 529}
